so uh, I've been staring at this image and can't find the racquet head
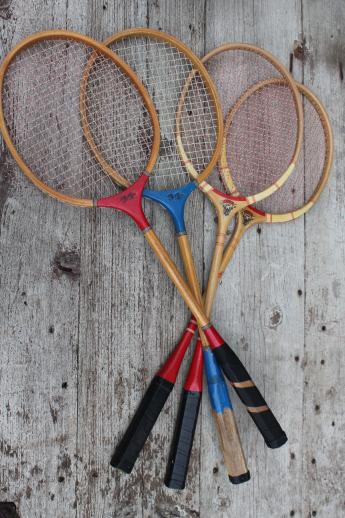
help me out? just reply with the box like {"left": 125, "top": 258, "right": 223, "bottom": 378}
{"left": 219, "top": 82, "right": 333, "bottom": 275}
{"left": 223, "top": 81, "right": 333, "bottom": 221}
{"left": 0, "top": 30, "right": 160, "bottom": 207}
{"left": 192, "top": 43, "right": 304, "bottom": 205}
{"left": 100, "top": 28, "right": 223, "bottom": 192}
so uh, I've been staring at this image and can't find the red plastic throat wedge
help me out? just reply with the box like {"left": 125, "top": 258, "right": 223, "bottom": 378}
{"left": 97, "top": 175, "right": 151, "bottom": 231}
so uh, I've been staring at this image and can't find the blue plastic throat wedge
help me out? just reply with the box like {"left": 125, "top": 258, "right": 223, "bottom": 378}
{"left": 143, "top": 182, "right": 197, "bottom": 234}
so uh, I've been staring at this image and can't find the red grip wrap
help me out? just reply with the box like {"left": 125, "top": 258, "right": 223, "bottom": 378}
{"left": 97, "top": 175, "right": 151, "bottom": 231}
{"left": 184, "top": 339, "right": 203, "bottom": 392}
{"left": 203, "top": 325, "right": 224, "bottom": 349}
{"left": 158, "top": 325, "right": 195, "bottom": 383}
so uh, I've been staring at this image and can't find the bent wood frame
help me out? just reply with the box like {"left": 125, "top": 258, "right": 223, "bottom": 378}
{"left": 0, "top": 29, "right": 161, "bottom": 207}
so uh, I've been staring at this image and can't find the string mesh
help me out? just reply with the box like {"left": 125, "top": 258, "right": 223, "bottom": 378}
{"left": 109, "top": 36, "right": 219, "bottom": 190}
{"left": 1, "top": 38, "right": 154, "bottom": 200}
{"left": 254, "top": 90, "right": 327, "bottom": 214}
{"left": 204, "top": 49, "right": 299, "bottom": 196}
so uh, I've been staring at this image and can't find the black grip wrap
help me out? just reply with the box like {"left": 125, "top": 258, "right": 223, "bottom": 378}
{"left": 111, "top": 376, "right": 174, "bottom": 473}
{"left": 213, "top": 344, "right": 287, "bottom": 448}
{"left": 164, "top": 389, "right": 202, "bottom": 489}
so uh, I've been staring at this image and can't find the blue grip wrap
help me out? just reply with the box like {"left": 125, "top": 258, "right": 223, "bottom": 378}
{"left": 203, "top": 348, "right": 233, "bottom": 414}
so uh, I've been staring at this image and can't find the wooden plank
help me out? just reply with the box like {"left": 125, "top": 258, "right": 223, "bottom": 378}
{"left": 0, "top": 1, "right": 344, "bottom": 517}
{"left": 0, "top": 2, "right": 83, "bottom": 517}
{"left": 70, "top": 3, "right": 149, "bottom": 518}
{"left": 301, "top": 2, "right": 345, "bottom": 517}
{"left": 202, "top": 1, "right": 305, "bottom": 517}
{"left": 140, "top": 4, "right": 207, "bottom": 518}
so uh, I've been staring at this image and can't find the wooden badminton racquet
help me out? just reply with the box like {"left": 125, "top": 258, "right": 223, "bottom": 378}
{"left": 164, "top": 79, "right": 331, "bottom": 486}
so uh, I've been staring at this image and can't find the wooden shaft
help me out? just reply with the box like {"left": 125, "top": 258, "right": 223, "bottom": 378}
{"left": 177, "top": 234, "right": 203, "bottom": 306}
{"left": 143, "top": 229, "right": 209, "bottom": 328}
{"left": 219, "top": 216, "right": 246, "bottom": 278}
{"left": 204, "top": 214, "right": 230, "bottom": 317}
{"left": 176, "top": 234, "right": 209, "bottom": 347}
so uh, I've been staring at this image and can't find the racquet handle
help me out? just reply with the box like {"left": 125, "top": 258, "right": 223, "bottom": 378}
{"left": 165, "top": 389, "right": 202, "bottom": 489}
{"left": 111, "top": 320, "right": 197, "bottom": 473}
{"left": 144, "top": 220, "right": 285, "bottom": 445}
{"left": 203, "top": 348, "right": 250, "bottom": 482}
{"left": 206, "top": 330, "right": 287, "bottom": 448}
{"left": 166, "top": 340, "right": 250, "bottom": 487}
{"left": 111, "top": 375, "right": 174, "bottom": 472}
{"left": 165, "top": 339, "right": 203, "bottom": 489}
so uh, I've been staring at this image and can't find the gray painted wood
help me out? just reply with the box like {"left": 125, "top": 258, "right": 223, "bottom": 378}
{"left": 0, "top": 1, "right": 344, "bottom": 517}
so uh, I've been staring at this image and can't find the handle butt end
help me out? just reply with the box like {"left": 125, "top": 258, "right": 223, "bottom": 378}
{"left": 110, "top": 453, "right": 132, "bottom": 474}
{"left": 229, "top": 471, "right": 251, "bottom": 484}
{"left": 164, "top": 389, "right": 201, "bottom": 490}
{"left": 265, "top": 433, "right": 288, "bottom": 449}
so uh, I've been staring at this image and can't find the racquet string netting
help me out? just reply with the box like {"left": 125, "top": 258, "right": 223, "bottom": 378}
{"left": 108, "top": 36, "right": 219, "bottom": 190}
{"left": 204, "top": 48, "right": 301, "bottom": 197}
{"left": 1, "top": 39, "right": 155, "bottom": 200}
{"left": 253, "top": 89, "right": 328, "bottom": 213}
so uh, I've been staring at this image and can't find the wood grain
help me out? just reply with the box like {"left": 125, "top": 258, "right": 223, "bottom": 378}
{"left": 0, "top": 1, "right": 344, "bottom": 517}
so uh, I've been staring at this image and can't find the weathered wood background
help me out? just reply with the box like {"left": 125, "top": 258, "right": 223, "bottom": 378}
{"left": 0, "top": 1, "right": 344, "bottom": 517}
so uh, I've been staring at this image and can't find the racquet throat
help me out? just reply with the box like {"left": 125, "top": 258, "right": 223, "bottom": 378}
{"left": 144, "top": 182, "right": 197, "bottom": 234}
{"left": 97, "top": 175, "right": 151, "bottom": 231}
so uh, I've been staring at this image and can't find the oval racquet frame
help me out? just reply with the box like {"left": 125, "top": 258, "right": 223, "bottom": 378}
{"left": 218, "top": 80, "right": 333, "bottom": 274}
{"left": 0, "top": 30, "right": 161, "bottom": 208}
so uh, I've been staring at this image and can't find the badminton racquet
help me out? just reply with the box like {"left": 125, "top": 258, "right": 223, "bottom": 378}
{"left": 164, "top": 79, "right": 331, "bottom": 486}
{"left": 219, "top": 80, "right": 333, "bottom": 273}
{"left": 164, "top": 44, "right": 304, "bottom": 488}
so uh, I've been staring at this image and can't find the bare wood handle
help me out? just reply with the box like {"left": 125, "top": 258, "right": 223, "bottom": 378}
{"left": 203, "top": 348, "right": 250, "bottom": 483}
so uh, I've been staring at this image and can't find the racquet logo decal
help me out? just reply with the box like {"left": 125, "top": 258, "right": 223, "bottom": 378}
{"left": 242, "top": 210, "right": 255, "bottom": 226}
{"left": 120, "top": 192, "right": 136, "bottom": 203}
{"left": 167, "top": 192, "right": 185, "bottom": 200}
{"left": 222, "top": 200, "right": 235, "bottom": 216}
